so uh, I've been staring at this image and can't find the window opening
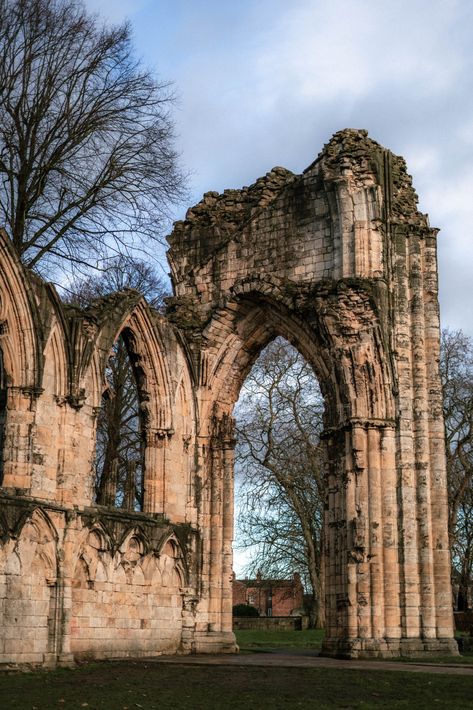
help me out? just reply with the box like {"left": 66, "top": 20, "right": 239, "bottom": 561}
{"left": 95, "top": 333, "right": 144, "bottom": 510}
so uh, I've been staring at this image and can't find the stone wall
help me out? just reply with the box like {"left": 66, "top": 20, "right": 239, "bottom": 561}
{"left": 0, "top": 128, "right": 458, "bottom": 665}
{"left": 233, "top": 617, "right": 303, "bottom": 631}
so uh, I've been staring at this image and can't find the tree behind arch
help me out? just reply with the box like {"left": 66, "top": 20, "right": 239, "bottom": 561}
{"left": 441, "top": 328, "right": 473, "bottom": 610}
{"left": 234, "top": 337, "right": 326, "bottom": 628}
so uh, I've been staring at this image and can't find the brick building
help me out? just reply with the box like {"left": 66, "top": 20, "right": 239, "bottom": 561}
{"left": 232, "top": 571, "right": 304, "bottom": 617}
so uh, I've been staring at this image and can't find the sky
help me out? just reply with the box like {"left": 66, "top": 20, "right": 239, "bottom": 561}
{"left": 86, "top": 0, "right": 473, "bottom": 337}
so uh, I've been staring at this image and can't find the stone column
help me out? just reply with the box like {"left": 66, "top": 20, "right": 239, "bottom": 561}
{"left": 180, "top": 590, "right": 198, "bottom": 654}
{"left": 380, "top": 426, "right": 401, "bottom": 642}
{"left": 323, "top": 420, "right": 402, "bottom": 658}
{"left": 392, "top": 225, "right": 457, "bottom": 656}
{"left": 221, "top": 427, "right": 236, "bottom": 633}
{"left": 57, "top": 510, "right": 77, "bottom": 667}
{"left": 208, "top": 435, "right": 223, "bottom": 629}
{"left": 194, "top": 411, "right": 237, "bottom": 653}
{"left": 143, "top": 428, "right": 169, "bottom": 514}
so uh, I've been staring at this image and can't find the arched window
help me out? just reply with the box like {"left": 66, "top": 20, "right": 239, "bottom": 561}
{"left": 95, "top": 333, "right": 144, "bottom": 510}
{"left": 0, "top": 348, "right": 7, "bottom": 485}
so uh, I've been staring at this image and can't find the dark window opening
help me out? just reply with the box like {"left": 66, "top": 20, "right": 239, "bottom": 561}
{"left": 95, "top": 333, "right": 144, "bottom": 510}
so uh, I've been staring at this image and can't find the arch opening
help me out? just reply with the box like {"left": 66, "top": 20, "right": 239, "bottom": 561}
{"left": 205, "top": 291, "right": 402, "bottom": 653}
{"left": 233, "top": 336, "right": 326, "bottom": 627}
{"left": 95, "top": 330, "right": 145, "bottom": 511}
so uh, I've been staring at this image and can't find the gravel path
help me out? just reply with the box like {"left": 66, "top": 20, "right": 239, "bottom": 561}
{"left": 148, "top": 650, "right": 473, "bottom": 676}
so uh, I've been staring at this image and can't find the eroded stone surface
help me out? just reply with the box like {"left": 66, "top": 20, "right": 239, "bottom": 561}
{"left": 0, "top": 129, "right": 457, "bottom": 666}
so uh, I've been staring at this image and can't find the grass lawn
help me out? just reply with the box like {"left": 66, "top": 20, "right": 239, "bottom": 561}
{"left": 235, "top": 628, "right": 473, "bottom": 664}
{"left": 1, "top": 631, "right": 471, "bottom": 709}
{"left": 235, "top": 628, "right": 324, "bottom": 650}
{"left": 1, "top": 661, "right": 473, "bottom": 710}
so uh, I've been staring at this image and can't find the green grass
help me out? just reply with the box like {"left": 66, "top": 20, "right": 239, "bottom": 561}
{"left": 1, "top": 661, "right": 473, "bottom": 710}
{"left": 1, "top": 631, "right": 471, "bottom": 709}
{"left": 235, "top": 629, "right": 473, "bottom": 665}
{"left": 235, "top": 628, "right": 324, "bottom": 650}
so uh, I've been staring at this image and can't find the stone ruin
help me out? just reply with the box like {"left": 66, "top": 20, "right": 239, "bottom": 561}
{"left": 0, "top": 129, "right": 458, "bottom": 666}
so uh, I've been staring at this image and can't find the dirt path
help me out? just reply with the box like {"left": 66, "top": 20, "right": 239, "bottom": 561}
{"left": 149, "top": 650, "right": 473, "bottom": 676}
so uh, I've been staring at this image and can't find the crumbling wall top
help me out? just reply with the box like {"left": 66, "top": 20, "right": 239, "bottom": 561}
{"left": 307, "top": 128, "right": 429, "bottom": 229}
{"left": 167, "top": 129, "right": 431, "bottom": 290}
{"left": 167, "top": 165, "right": 295, "bottom": 272}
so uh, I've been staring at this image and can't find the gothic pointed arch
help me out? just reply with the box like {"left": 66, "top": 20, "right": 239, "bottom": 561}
{"left": 200, "top": 282, "right": 395, "bottom": 430}
{"left": 82, "top": 296, "right": 176, "bottom": 512}
{"left": 0, "top": 229, "right": 42, "bottom": 391}
{"left": 158, "top": 532, "right": 188, "bottom": 588}
{"left": 87, "top": 295, "right": 173, "bottom": 431}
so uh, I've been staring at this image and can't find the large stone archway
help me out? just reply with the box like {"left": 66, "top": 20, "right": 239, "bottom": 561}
{"left": 166, "top": 128, "right": 457, "bottom": 658}
{"left": 0, "top": 129, "right": 457, "bottom": 664}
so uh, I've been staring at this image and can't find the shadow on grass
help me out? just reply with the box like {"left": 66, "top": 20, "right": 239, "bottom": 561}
{"left": 1, "top": 661, "right": 472, "bottom": 710}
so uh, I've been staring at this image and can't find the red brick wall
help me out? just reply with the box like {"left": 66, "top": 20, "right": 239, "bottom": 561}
{"left": 232, "top": 573, "right": 304, "bottom": 616}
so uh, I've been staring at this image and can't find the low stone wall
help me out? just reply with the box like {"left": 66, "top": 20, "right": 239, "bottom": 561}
{"left": 233, "top": 616, "right": 303, "bottom": 631}
{"left": 0, "top": 494, "right": 194, "bottom": 666}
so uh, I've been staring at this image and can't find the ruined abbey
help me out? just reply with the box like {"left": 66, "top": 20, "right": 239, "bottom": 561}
{"left": 0, "top": 129, "right": 458, "bottom": 666}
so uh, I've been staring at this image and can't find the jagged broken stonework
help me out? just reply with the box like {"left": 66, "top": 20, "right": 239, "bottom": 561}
{"left": 0, "top": 129, "right": 458, "bottom": 665}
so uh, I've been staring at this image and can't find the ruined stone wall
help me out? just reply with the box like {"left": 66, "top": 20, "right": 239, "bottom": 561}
{"left": 167, "top": 129, "right": 457, "bottom": 658}
{"left": 0, "top": 128, "right": 458, "bottom": 664}
{"left": 0, "top": 236, "right": 207, "bottom": 666}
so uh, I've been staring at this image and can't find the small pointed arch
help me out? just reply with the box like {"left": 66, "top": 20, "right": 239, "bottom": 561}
{"left": 118, "top": 526, "right": 149, "bottom": 560}
{"left": 14, "top": 508, "right": 58, "bottom": 579}
{"left": 157, "top": 532, "right": 188, "bottom": 588}
{"left": 78, "top": 522, "right": 113, "bottom": 556}
{"left": 41, "top": 321, "right": 68, "bottom": 401}
{"left": 174, "top": 366, "right": 196, "bottom": 444}
{"left": 15, "top": 507, "right": 58, "bottom": 544}
{"left": 74, "top": 523, "right": 112, "bottom": 584}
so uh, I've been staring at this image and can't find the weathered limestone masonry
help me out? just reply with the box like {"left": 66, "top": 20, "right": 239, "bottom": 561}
{"left": 166, "top": 129, "right": 457, "bottom": 659}
{"left": 0, "top": 128, "right": 457, "bottom": 666}
{"left": 0, "top": 255, "right": 201, "bottom": 665}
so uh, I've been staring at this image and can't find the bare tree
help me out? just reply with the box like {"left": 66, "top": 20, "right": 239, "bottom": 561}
{"left": 234, "top": 338, "right": 326, "bottom": 627}
{"left": 66, "top": 254, "right": 169, "bottom": 309}
{"left": 0, "top": 0, "right": 184, "bottom": 279}
{"left": 441, "top": 328, "right": 473, "bottom": 609}
{"left": 95, "top": 332, "right": 143, "bottom": 510}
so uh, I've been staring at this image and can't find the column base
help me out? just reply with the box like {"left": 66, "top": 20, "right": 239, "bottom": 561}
{"left": 321, "top": 636, "right": 459, "bottom": 659}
